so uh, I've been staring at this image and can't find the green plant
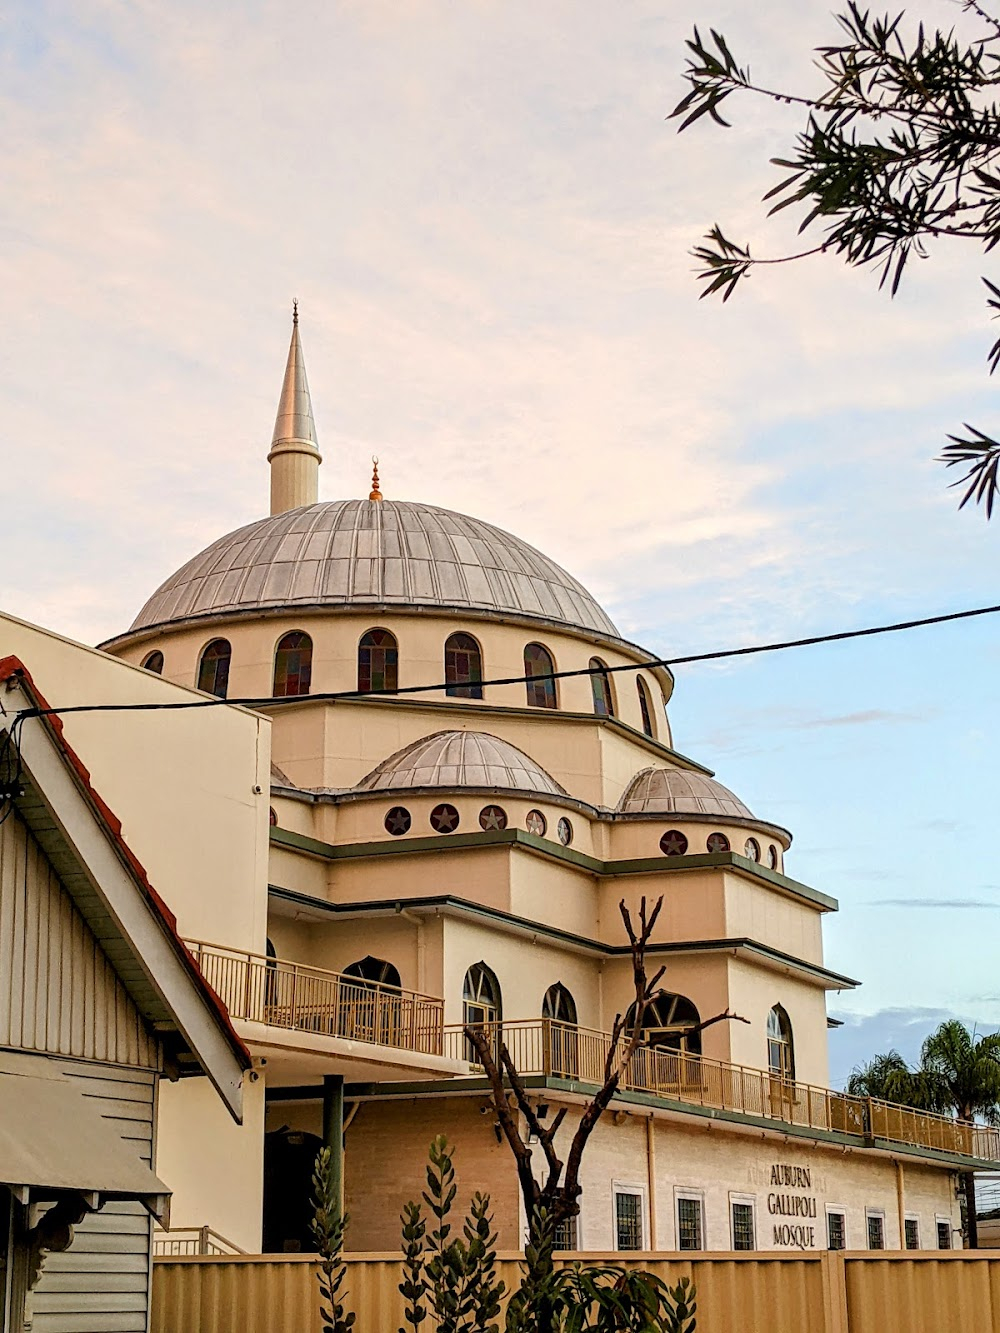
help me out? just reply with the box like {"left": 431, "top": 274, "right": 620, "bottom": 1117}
{"left": 310, "top": 1146, "right": 355, "bottom": 1333}
{"left": 399, "top": 1136, "right": 505, "bottom": 1333}
{"left": 507, "top": 1208, "right": 697, "bottom": 1333}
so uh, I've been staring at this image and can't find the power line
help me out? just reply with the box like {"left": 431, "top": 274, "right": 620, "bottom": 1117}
{"left": 10, "top": 599, "right": 1000, "bottom": 723}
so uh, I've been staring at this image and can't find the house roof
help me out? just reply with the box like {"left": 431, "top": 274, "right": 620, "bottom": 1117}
{"left": 0, "top": 656, "right": 251, "bottom": 1121}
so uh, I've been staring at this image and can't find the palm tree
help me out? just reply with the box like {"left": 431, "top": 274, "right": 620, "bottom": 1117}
{"left": 848, "top": 1021, "right": 1000, "bottom": 1248}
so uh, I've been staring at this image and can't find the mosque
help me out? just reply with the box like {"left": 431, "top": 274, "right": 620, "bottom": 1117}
{"left": 97, "top": 310, "right": 993, "bottom": 1256}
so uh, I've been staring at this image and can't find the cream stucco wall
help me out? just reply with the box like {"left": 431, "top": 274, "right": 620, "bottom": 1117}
{"left": 0, "top": 612, "right": 270, "bottom": 953}
{"left": 157, "top": 1075, "right": 267, "bottom": 1251}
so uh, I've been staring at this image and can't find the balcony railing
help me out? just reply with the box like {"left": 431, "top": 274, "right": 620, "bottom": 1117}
{"left": 185, "top": 941, "right": 445, "bottom": 1056}
{"left": 442, "top": 1018, "right": 1000, "bottom": 1165}
{"left": 153, "top": 1226, "right": 246, "bottom": 1257}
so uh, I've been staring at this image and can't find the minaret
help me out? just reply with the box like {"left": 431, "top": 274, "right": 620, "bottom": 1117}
{"left": 267, "top": 302, "right": 322, "bottom": 515}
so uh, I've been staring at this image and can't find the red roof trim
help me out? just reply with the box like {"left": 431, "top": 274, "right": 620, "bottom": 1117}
{"left": 0, "top": 656, "right": 252, "bottom": 1071}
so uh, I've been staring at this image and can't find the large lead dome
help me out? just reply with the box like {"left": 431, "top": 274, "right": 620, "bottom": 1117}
{"left": 130, "top": 498, "right": 620, "bottom": 638}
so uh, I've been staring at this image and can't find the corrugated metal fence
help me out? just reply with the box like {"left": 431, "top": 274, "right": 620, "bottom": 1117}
{"left": 151, "top": 1250, "right": 1000, "bottom": 1333}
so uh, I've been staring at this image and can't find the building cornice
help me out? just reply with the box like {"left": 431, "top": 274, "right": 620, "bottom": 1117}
{"left": 268, "top": 825, "right": 833, "bottom": 910}
{"left": 266, "top": 885, "right": 856, "bottom": 988}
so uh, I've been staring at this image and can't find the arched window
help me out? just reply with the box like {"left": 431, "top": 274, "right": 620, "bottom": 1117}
{"left": 273, "top": 631, "right": 312, "bottom": 697}
{"left": 141, "top": 650, "right": 164, "bottom": 674}
{"left": 543, "top": 983, "right": 578, "bottom": 1077}
{"left": 542, "top": 983, "right": 577, "bottom": 1024}
{"left": 589, "top": 658, "right": 614, "bottom": 717}
{"left": 524, "top": 643, "right": 557, "bottom": 709}
{"left": 358, "top": 629, "right": 398, "bottom": 693}
{"left": 463, "top": 962, "right": 501, "bottom": 1060}
{"left": 637, "top": 677, "right": 654, "bottom": 738}
{"left": 197, "top": 638, "right": 232, "bottom": 698}
{"left": 342, "top": 957, "right": 403, "bottom": 1045}
{"left": 445, "top": 633, "right": 483, "bottom": 700}
{"left": 344, "top": 957, "right": 402, "bottom": 989}
{"left": 767, "top": 1006, "right": 794, "bottom": 1081}
{"left": 627, "top": 993, "right": 702, "bottom": 1056}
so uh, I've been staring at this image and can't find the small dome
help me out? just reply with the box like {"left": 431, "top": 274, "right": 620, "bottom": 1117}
{"left": 127, "top": 499, "right": 619, "bottom": 639}
{"left": 356, "top": 730, "right": 566, "bottom": 797}
{"left": 617, "top": 767, "right": 753, "bottom": 819}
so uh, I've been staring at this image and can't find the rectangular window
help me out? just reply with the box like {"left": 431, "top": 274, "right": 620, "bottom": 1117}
{"left": 867, "top": 1211, "right": 885, "bottom": 1250}
{"left": 554, "top": 1215, "right": 578, "bottom": 1251}
{"left": 904, "top": 1217, "right": 920, "bottom": 1250}
{"left": 937, "top": 1220, "right": 952, "bottom": 1250}
{"left": 826, "top": 1209, "right": 846, "bottom": 1251}
{"left": 677, "top": 1195, "right": 704, "bottom": 1251}
{"left": 731, "top": 1200, "right": 755, "bottom": 1251}
{"left": 614, "top": 1190, "right": 643, "bottom": 1251}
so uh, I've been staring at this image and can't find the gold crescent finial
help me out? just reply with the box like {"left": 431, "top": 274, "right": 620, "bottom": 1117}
{"left": 369, "top": 455, "right": 383, "bottom": 502}
{"left": 292, "top": 298, "right": 299, "bottom": 325}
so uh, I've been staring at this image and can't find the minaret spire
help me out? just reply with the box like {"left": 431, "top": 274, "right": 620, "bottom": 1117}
{"left": 267, "top": 302, "right": 322, "bottom": 515}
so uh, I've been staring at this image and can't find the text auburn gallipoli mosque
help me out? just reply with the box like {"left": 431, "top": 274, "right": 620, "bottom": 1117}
{"left": 99, "top": 310, "right": 985, "bottom": 1256}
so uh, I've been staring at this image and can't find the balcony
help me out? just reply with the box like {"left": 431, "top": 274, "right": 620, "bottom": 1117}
{"left": 442, "top": 1018, "right": 1000, "bottom": 1166}
{"left": 185, "top": 940, "right": 445, "bottom": 1056}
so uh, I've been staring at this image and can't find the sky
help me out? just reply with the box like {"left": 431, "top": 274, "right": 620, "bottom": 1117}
{"left": 2, "top": 0, "right": 998, "bottom": 1087}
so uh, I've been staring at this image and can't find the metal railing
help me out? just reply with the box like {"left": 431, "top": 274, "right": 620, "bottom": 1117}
{"left": 153, "top": 1226, "right": 246, "bottom": 1257}
{"left": 185, "top": 941, "right": 445, "bottom": 1055}
{"left": 443, "top": 1018, "right": 1000, "bottom": 1164}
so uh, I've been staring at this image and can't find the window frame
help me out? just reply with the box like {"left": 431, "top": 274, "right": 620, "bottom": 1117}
{"left": 141, "top": 650, "right": 164, "bottom": 674}
{"left": 272, "top": 630, "right": 313, "bottom": 698}
{"left": 589, "top": 657, "right": 615, "bottom": 717}
{"left": 936, "top": 1216, "right": 953, "bottom": 1250}
{"left": 636, "top": 676, "right": 655, "bottom": 738}
{"left": 826, "top": 1206, "right": 847, "bottom": 1251}
{"left": 767, "top": 1005, "right": 795, "bottom": 1081}
{"left": 674, "top": 1189, "right": 705, "bottom": 1252}
{"left": 445, "top": 632, "right": 484, "bottom": 700}
{"left": 865, "top": 1209, "right": 886, "bottom": 1251}
{"left": 523, "top": 642, "right": 558, "bottom": 709}
{"left": 357, "top": 627, "right": 399, "bottom": 694}
{"left": 729, "top": 1193, "right": 757, "bottom": 1251}
{"left": 612, "top": 1181, "right": 648, "bottom": 1252}
{"left": 197, "top": 637, "right": 232, "bottom": 698}
{"left": 904, "top": 1214, "right": 920, "bottom": 1250}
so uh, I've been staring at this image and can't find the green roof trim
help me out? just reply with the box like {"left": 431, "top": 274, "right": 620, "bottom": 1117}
{"left": 266, "top": 885, "right": 858, "bottom": 989}
{"left": 269, "top": 826, "right": 837, "bottom": 912}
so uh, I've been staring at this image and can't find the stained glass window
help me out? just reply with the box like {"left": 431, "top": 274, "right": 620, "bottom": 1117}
{"left": 557, "top": 817, "right": 573, "bottom": 846}
{"left": 358, "top": 629, "right": 398, "bottom": 693}
{"left": 767, "top": 1006, "right": 794, "bottom": 1080}
{"left": 767, "top": 844, "right": 779, "bottom": 870}
{"left": 142, "top": 651, "right": 164, "bottom": 674}
{"left": 445, "top": 633, "right": 483, "bottom": 699}
{"left": 731, "top": 1201, "right": 755, "bottom": 1250}
{"left": 589, "top": 658, "right": 614, "bottom": 717}
{"left": 526, "top": 809, "right": 547, "bottom": 837}
{"left": 197, "top": 638, "right": 231, "bottom": 698}
{"left": 524, "top": 643, "right": 558, "bottom": 708}
{"left": 637, "top": 678, "right": 654, "bottom": 737}
{"left": 479, "top": 805, "right": 507, "bottom": 831}
{"left": 706, "top": 831, "right": 730, "bottom": 853}
{"left": 615, "top": 1191, "right": 643, "bottom": 1251}
{"left": 660, "top": 829, "right": 688, "bottom": 856}
{"left": 385, "top": 806, "right": 411, "bottom": 836}
{"left": 744, "top": 837, "right": 761, "bottom": 862}
{"left": 430, "top": 803, "right": 460, "bottom": 833}
{"left": 273, "top": 631, "right": 312, "bottom": 697}
{"left": 677, "top": 1197, "right": 703, "bottom": 1251}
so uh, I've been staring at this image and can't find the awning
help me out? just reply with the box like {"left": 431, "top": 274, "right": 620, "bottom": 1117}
{"left": 0, "top": 1055, "right": 169, "bottom": 1218}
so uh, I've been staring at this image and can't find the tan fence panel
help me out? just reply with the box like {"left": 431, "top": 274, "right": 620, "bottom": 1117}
{"left": 844, "top": 1253, "right": 1000, "bottom": 1333}
{"left": 153, "top": 1252, "right": 841, "bottom": 1333}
